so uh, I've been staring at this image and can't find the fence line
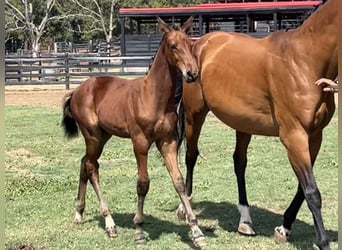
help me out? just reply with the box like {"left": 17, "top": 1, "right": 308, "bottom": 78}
{"left": 5, "top": 54, "right": 154, "bottom": 89}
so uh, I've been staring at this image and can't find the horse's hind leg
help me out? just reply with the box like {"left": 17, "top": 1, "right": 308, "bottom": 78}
{"left": 277, "top": 130, "right": 329, "bottom": 249}
{"left": 75, "top": 130, "right": 117, "bottom": 237}
{"left": 233, "top": 131, "right": 255, "bottom": 236}
{"left": 157, "top": 138, "right": 206, "bottom": 248}
{"left": 274, "top": 184, "right": 304, "bottom": 243}
{"left": 275, "top": 131, "right": 326, "bottom": 246}
{"left": 275, "top": 132, "right": 323, "bottom": 242}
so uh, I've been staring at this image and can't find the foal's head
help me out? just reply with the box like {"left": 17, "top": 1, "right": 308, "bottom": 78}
{"left": 158, "top": 17, "right": 198, "bottom": 83}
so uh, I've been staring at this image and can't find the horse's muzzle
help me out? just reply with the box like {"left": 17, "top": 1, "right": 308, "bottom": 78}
{"left": 185, "top": 71, "right": 198, "bottom": 83}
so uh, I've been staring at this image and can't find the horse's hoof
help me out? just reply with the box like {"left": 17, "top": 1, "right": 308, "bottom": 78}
{"left": 193, "top": 235, "right": 206, "bottom": 248}
{"left": 238, "top": 222, "right": 256, "bottom": 236}
{"left": 176, "top": 206, "right": 186, "bottom": 221}
{"left": 274, "top": 226, "right": 290, "bottom": 244}
{"left": 135, "top": 234, "right": 147, "bottom": 245}
{"left": 106, "top": 226, "right": 118, "bottom": 238}
{"left": 313, "top": 243, "right": 331, "bottom": 250}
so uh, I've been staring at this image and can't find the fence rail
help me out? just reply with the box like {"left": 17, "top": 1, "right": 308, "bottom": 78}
{"left": 5, "top": 54, "right": 153, "bottom": 89}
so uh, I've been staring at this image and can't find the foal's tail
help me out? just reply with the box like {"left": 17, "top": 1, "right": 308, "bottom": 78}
{"left": 61, "top": 91, "right": 79, "bottom": 138}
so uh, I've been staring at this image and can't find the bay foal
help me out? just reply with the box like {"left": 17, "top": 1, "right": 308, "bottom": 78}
{"left": 62, "top": 17, "right": 206, "bottom": 247}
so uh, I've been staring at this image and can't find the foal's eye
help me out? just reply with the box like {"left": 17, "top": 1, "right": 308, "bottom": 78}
{"left": 169, "top": 44, "right": 178, "bottom": 50}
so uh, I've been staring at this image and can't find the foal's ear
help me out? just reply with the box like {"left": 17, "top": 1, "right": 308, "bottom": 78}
{"left": 157, "top": 17, "right": 171, "bottom": 34}
{"left": 181, "top": 16, "right": 194, "bottom": 33}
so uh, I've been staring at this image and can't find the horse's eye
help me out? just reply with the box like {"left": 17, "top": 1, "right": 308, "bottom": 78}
{"left": 170, "top": 44, "right": 177, "bottom": 50}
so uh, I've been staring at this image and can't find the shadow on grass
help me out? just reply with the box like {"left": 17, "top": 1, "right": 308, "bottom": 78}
{"left": 93, "top": 212, "right": 200, "bottom": 249}
{"left": 92, "top": 200, "right": 337, "bottom": 249}
{"left": 195, "top": 201, "right": 338, "bottom": 248}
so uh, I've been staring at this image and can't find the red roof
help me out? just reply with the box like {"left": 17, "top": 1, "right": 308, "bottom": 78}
{"left": 119, "top": 1, "right": 322, "bottom": 15}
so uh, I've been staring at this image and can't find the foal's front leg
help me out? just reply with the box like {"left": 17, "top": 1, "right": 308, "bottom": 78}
{"left": 132, "top": 139, "right": 151, "bottom": 245}
{"left": 177, "top": 106, "right": 208, "bottom": 220}
{"left": 156, "top": 138, "right": 206, "bottom": 248}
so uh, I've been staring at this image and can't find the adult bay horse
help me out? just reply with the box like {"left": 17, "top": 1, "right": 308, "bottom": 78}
{"left": 177, "top": 0, "right": 337, "bottom": 249}
{"left": 61, "top": 17, "right": 206, "bottom": 247}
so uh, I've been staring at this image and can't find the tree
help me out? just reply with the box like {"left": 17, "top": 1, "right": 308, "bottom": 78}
{"left": 5, "top": 0, "right": 205, "bottom": 55}
{"left": 70, "top": 0, "right": 120, "bottom": 44}
{"left": 5, "top": 0, "right": 82, "bottom": 56}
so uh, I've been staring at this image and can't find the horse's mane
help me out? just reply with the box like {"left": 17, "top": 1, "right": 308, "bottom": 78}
{"left": 300, "top": 0, "right": 326, "bottom": 24}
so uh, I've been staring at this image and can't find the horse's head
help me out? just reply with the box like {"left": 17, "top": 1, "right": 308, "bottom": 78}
{"left": 158, "top": 16, "right": 199, "bottom": 83}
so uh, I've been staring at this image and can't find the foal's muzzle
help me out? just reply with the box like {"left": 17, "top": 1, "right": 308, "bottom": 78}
{"left": 185, "top": 71, "right": 198, "bottom": 83}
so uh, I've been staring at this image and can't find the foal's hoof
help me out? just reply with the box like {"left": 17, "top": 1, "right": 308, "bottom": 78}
{"left": 176, "top": 204, "right": 186, "bottom": 221}
{"left": 74, "top": 212, "right": 83, "bottom": 224}
{"left": 106, "top": 226, "right": 118, "bottom": 238}
{"left": 238, "top": 222, "right": 256, "bottom": 236}
{"left": 274, "top": 226, "right": 290, "bottom": 244}
{"left": 193, "top": 235, "right": 206, "bottom": 248}
{"left": 74, "top": 219, "right": 83, "bottom": 225}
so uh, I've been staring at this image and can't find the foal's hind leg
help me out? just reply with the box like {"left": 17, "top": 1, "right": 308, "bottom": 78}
{"left": 75, "top": 131, "right": 117, "bottom": 237}
{"left": 233, "top": 131, "right": 255, "bottom": 236}
{"left": 157, "top": 138, "right": 206, "bottom": 248}
{"left": 277, "top": 130, "right": 330, "bottom": 249}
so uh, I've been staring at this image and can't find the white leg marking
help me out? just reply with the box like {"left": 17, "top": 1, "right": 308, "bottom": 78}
{"left": 275, "top": 225, "right": 291, "bottom": 237}
{"left": 237, "top": 204, "right": 252, "bottom": 224}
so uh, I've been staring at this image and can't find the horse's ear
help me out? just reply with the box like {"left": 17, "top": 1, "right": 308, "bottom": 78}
{"left": 181, "top": 16, "right": 194, "bottom": 33}
{"left": 158, "top": 17, "right": 171, "bottom": 34}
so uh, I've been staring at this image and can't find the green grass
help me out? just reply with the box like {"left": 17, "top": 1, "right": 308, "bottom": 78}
{"left": 5, "top": 106, "right": 338, "bottom": 250}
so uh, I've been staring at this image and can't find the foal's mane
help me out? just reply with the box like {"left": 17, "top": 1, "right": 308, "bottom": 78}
{"left": 145, "top": 22, "right": 186, "bottom": 150}
{"left": 146, "top": 24, "right": 184, "bottom": 107}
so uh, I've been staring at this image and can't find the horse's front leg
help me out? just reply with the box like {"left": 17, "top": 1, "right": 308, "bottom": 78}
{"left": 277, "top": 129, "right": 329, "bottom": 249}
{"left": 132, "top": 137, "right": 151, "bottom": 245}
{"left": 157, "top": 137, "right": 206, "bottom": 248}
{"left": 177, "top": 106, "right": 208, "bottom": 220}
{"left": 233, "top": 131, "right": 255, "bottom": 236}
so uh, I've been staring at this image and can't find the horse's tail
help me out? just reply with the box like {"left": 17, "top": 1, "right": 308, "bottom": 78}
{"left": 61, "top": 91, "right": 79, "bottom": 139}
{"left": 174, "top": 71, "right": 186, "bottom": 150}
{"left": 176, "top": 99, "right": 186, "bottom": 151}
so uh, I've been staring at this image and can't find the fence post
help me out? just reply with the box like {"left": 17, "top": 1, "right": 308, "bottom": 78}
{"left": 38, "top": 52, "right": 42, "bottom": 80}
{"left": 65, "top": 53, "right": 70, "bottom": 89}
{"left": 147, "top": 35, "right": 151, "bottom": 54}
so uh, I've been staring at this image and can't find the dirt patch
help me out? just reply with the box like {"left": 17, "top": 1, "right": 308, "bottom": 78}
{"left": 5, "top": 149, "right": 47, "bottom": 177}
{"left": 5, "top": 85, "right": 77, "bottom": 109}
{"left": 9, "top": 244, "right": 45, "bottom": 250}
{"left": 5, "top": 84, "right": 338, "bottom": 109}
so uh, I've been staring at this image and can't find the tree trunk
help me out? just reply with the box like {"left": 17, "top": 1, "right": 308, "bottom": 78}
{"left": 31, "top": 39, "right": 40, "bottom": 57}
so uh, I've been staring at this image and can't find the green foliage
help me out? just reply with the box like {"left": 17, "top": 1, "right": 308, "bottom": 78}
{"left": 5, "top": 106, "right": 338, "bottom": 249}
{"left": 5, "top": 0, "right": 203, "bottom": 44}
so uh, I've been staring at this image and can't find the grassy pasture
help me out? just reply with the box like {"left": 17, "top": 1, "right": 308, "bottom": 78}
{"left": 5, "top": 105, "right": 338, "bottom": 250}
